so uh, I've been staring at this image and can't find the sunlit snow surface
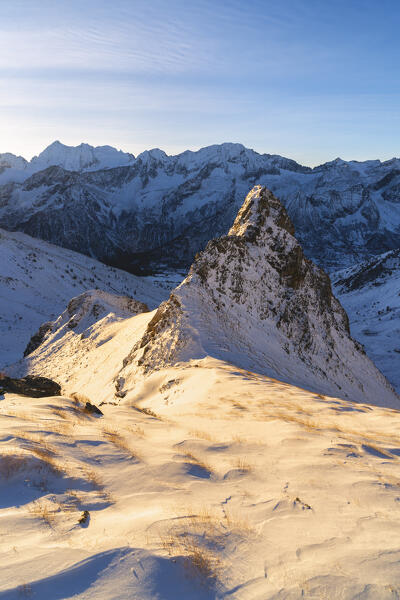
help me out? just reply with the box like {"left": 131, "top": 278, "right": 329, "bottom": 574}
{"left": 2, "top": 359, "right": 400, "bottom": 598}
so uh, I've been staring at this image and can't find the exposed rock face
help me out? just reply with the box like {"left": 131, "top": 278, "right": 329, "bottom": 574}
{"left": 120, "top": 186, "right": 398, "bottom": 406}
{"left": 0, "top": 375, "right": 61, "bottom": 397}
{"left": 334, "top": 248, "right": 400, "bottom": 293}
{"left": 1, "top": 142, "right": 400, "bottom": 273}
{"left": 24, "top": 322, "right": 53, "bottom": 357}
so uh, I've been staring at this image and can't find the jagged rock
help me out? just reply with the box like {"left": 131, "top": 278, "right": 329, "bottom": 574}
{"left": 24, "top": 322, "right": 54, "bottom": 357}
{"left": 78, "top": 510, "right": 90, "bottom": 526}
{"left": 119, "top": 185, "right": 398, "bottom": 407}
{"left": 84, "top": 401, "right": 103, "bottom": 416}
{"left": 0, "top": 375, "right": 61, "bottom": 397}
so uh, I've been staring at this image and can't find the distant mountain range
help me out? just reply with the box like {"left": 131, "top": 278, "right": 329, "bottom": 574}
{"left": 1, "top": 141, "right": 400, "bottom": 274}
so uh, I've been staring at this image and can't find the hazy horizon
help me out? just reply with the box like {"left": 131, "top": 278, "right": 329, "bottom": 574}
{"left": 4, "top": 138, "right": 400, "bottom": 169}
{"left": 2, "top": 0, "right": 400, "bottom": 166}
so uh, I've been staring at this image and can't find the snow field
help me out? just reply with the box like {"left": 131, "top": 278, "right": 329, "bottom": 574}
{"left": 2, "top": 359, "right": 400, "bottom": 598}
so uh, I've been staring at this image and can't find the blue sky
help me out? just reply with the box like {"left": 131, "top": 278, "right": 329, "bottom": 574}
{"left": 1, "top": 0, "right": 399, "bottom": 165}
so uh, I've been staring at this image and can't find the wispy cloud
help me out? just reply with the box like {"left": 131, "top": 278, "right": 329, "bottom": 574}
{"left": 0, "top": 0, "right": 399, "bottom": 163}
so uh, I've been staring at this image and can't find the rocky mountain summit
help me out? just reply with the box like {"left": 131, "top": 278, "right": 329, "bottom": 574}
{"left": 1, "top": 142, "right": 400, "bottom": 273}
{"left": 119, "top": 186, "right": 398, "bottom": 406}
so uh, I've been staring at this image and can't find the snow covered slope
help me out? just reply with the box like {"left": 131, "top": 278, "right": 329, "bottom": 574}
{"left": 3, "top": 359, "right": 400, "bottom": 598}
{"left": 333, "top": 249, "right": 400, "bottom": 393}
{"left": 15, "top": 186, "right": 398, "bottom": 408}
{"left": 2, "top": 188, "right": 400, "bottom": 599}
{"left": 1, "top": 141, "right": 400, "bottom": 272}
{"left": 0, "top": 229, "right": 166, "bottom": 367}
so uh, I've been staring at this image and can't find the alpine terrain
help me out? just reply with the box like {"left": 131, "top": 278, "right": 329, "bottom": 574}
{"left": 0, "top": 228, "right": 166, "bottom": 367}
{"left": 333, "top": 249, "right": 400, "bottom": 392}
{"left": 1, "top": 141, "right": 400, "bottom": 273}
{"left": 1, "top": 186, "right": 400, "bottom": 599}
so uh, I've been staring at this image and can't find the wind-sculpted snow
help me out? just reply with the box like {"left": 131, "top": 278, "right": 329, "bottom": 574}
{"left": 121, "top": 186, "right": 398, "bottom": 407}
{"left": 1, "top": 141, "right": 400, "bottom": 272}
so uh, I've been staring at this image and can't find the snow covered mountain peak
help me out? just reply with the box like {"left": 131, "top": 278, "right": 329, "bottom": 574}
{"left": 120, "top": 185, "right": 398, "bottom": 406}
{"left": 30, "top": 140, "right": 135, "bottom": 172}
{"left": 0, "top": 152, "right": 28, "bottom": 171}
{"left": 136, "top": 148, "right": 169, "bottom": 164}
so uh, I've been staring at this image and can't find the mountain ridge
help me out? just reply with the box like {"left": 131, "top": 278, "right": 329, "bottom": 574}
{"left": 118, "top": 185, "right": 397, "bottom": 406}
{"left": 17, "top": 185, "right": 397, "bottom": 406}
{"left": 1, "top": 141, "right": 400, "bottom": 274}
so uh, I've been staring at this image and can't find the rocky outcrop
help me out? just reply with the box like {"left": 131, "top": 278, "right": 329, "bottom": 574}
{"left": 24, "top": 322, "right": 53, "bottom": 357}
{"left": 0, "top": 375, "right": 61, "bottom": 397}
{"left": 119, "top": 186, "right": 398, "bottom": 407}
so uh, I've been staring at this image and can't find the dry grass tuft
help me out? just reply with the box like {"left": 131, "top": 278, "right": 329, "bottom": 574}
{"left": 70, "top": 392, "right": 91, "bottom": 406}
{"left": 52, "top": 407, "right": 70, "bottom": 420}
{"left": 68, "top": 393, "right": 97, "bottom": 420}
{"left": 0, "top": 452, "right": 27, "bottom": 478}
{"left": 125, "top": 425, "right": 145, "bottom": 438}
{"left": 189, "top": 430, "right": 214, "bottom": 442}
{"left": 82, "top": 467, "right": 103, "bottom": 489}
{"left": 28, "top": 499, "right": 59, "bottom": 527}
{"left": 135, "top": 406, "right": 161, "bottom": 420}
{"left": 158, "top": 502, "right": 253, "bottom": 585}
{"left": 18, "top": 433, "right": 66, "bottom": 477}
{"left": 264, "top": 411, "right": 321, "bottom": 433}
{"left": 234, "top": 457, "right": 253, "bottom": 472}
{"left": 224, "top": 508, "right": 254, "bottom": 534}
{"left": 102, "top": 427, "right": 141, "bottom": 461}
{"left": 2, "top": 409, "right": 32, "bottom": 422}
{"left": 51, "top": 421, "right": 74, "bottom": 436}
{"left": 182, "top": 452, "right": 212, "bottom": 475}
{"left": 231, "top": 401, "right": 247, "bottom": 411}
{"left": 160, "top": 533, "right": 220, "bottom": 583}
